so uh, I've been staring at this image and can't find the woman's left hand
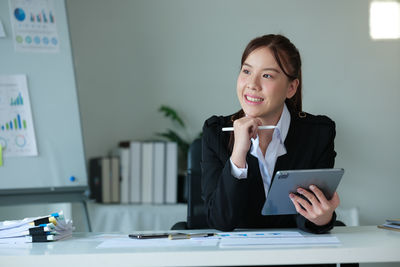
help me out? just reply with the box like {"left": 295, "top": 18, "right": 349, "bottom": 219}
{"left": 289, "top": 185, "right": 340, "bottom": 226}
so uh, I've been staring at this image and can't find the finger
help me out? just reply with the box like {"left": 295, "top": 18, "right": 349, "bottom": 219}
{"left": 248, "top": 123, "right": 258, "bottom": 139}
{"left": 308, "top": 185, "right": 328, "bottom": 204}
{"left": 330, "top": 192, "right": 340, "bottom": 208}
{"left": 250, "top": 120, "right": 260, "bottom": 139}
{"left": 289, "top": 194, "right": 308, "bottom": 217}
{"left": 290, "top": 192, "right": 313, "bottom": 213}
{"left": 297, "top": 187, "right": 320, "bottom": 207}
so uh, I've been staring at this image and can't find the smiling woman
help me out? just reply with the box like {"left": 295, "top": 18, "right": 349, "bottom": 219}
{"left": 201, "top": 34, "right": 341, "bottom": 236}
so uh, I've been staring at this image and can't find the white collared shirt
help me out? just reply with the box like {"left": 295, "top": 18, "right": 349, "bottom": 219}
{"left": 230, "top": 104, "right": 291, "bottom": 198}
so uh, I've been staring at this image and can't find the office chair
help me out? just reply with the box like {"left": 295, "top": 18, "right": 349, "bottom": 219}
{"left": 171, "top": 138, "right": 208, "bottom": 230}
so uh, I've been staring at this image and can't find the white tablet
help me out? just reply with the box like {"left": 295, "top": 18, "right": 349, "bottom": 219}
{"left": 261, "top": 168, "right": 344, "bottom": 216}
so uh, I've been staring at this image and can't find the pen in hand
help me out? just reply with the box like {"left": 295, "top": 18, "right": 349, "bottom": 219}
{"left": 222, "top": 125, "right": 276, "bottom": 132}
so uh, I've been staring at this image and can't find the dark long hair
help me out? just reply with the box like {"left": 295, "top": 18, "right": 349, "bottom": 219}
{"left": 229, "top": 34, "right": 303, "bottom": 150}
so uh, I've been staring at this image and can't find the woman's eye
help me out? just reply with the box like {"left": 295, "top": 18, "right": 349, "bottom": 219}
{"left": 263, "top": 74, "right": 272, "bottom": 78}
{"left": 242, "top": 69, "right": 250, "bottom": 74}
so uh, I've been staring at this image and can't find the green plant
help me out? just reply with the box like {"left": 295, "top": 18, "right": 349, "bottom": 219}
{"left": 156, "top": 105, "right": 190, "bottom": 171}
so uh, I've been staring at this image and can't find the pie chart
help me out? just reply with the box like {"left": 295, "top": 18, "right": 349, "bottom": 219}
{"left": 14, "top": 8, "right": 26, "bottom": 22}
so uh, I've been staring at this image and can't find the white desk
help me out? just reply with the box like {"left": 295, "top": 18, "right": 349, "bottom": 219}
{"left": 0, "top": 226, "right": 399, "bottom": 266}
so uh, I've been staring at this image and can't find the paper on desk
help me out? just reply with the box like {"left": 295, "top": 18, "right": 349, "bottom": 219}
{"left": 97, "top": 236, "right": 219, "bottom": 249}
{"left": 217, "top": 231, "right": 303, "bottom": 238}
{"left": 75, "top": 234, "right": 124, "bottom": 242}
{"left": 219, "top": 236, "right": 340, "bottom": 248}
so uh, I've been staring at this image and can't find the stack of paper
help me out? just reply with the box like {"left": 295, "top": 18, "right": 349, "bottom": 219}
{"left": 0, "top": 211, "right": 74, "bottom": 243}
{"left": 378, "top": 219, "right": 400, "bottom": 232}
{"left": 217, "top": 231, "right": 341, "bottom": 248}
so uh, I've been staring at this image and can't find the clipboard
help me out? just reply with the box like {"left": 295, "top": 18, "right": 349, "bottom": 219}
{"left": 262, "top": 168, "right": 344, "bottom": 215}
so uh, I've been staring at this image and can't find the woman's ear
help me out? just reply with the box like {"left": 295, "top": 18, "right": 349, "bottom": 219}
{"left": 286, "top": 78, "right": 299, "bottom": 99}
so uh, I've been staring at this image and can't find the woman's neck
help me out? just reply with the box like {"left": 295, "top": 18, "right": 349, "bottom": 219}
{"left": 256, "top": 105, "right": 285, "bottom": 156}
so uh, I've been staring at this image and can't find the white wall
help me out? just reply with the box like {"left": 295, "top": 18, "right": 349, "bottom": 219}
{"left": 65, "top": 0, "right": 400, "bottom": 227}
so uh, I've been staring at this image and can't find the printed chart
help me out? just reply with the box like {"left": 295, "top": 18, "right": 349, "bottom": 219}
{"left": 0, "top": 75, "right": 38, "bottom": 157}
{"left": 9, "top": 0, "right": 59, "bottom": 53}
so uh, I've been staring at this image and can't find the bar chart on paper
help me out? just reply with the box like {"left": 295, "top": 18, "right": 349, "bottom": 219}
{"left": 0, "top": 75, "right": 37, "bottom": 157}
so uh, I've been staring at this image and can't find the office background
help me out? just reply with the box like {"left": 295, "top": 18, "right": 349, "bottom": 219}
{"left": 0, "top": 1, "right": 399, "bottom": 265}
{"left": 66, "top": 0, "right": 399, "bottom": 227}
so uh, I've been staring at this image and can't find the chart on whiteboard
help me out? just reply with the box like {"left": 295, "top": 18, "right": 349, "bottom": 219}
{"left": 9, "top": 0, "right": 60, "bottom": 53}
{"left": 0, "top": 75, "right": 38, "bottom": 157}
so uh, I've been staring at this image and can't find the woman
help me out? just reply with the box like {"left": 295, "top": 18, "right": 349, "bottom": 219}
{"left": 201, "top": 34, "right": 340, "bottom": 233}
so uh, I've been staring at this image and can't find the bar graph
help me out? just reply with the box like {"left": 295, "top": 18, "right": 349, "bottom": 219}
{"left": 10, "top": 92, "right": 24, "bottom": 106}
{"left": 0, "top": 74, "right": 38, "bottom": 157}
{"left": 0, "top": 114, "right": 27, "bottom": 131}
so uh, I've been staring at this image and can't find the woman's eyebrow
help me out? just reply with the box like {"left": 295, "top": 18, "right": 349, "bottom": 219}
{"left": 263, "top": 68, "right": 280, "bottom": 73}
{"left": 243, "top": 63, "right": 280, "bottom": 73}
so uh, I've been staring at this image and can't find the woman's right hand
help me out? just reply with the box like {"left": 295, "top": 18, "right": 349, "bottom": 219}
{"left": 230, "top": 117, "right": 262, "bottom": 168}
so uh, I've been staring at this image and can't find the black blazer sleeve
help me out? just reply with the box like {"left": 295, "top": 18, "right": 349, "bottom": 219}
{"left": 201, "top": 116, "right": 249, "bottom": 231}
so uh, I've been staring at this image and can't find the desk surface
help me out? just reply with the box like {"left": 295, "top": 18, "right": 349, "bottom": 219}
{"left": 0, "top": 226, "right": 399, "bottom": 266}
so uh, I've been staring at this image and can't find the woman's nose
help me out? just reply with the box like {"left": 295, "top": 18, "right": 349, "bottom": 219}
{"left": 246, "top": 76, "right": 261, "bottom": 91}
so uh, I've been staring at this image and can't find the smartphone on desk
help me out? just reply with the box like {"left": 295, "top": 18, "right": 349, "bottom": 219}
{"left": 129, "top": 233, "right": 177, "bottom": 239}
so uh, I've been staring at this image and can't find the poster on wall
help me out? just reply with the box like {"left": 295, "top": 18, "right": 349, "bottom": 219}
{"left": 0, "top": 75, "right": 38, "bottom": 157}
{"left": 9, "top": 0, "right": 60, "bottom": 53}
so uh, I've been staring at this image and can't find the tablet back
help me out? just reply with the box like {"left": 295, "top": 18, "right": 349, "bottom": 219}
{"left": 262, "top": 168, "right": 344, "bottom": 216}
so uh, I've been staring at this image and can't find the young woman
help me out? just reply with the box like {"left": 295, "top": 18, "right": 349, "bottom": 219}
{"left": 201, "top": 34, "right": 340, "bottom": 233}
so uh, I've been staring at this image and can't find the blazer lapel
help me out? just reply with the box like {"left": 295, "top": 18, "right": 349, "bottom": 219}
{"left": 273, "top": 116, "right": 298, "bottom": 181}
{"left": 246, "top": 151, "right": 266, "bottom": 199}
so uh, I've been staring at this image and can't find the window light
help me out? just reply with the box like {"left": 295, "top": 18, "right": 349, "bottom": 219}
{"left": 370, "top": 1, "right": 400, "bottom": 39}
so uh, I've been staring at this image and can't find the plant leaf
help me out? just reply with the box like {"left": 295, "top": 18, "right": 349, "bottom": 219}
{"left": 156, "top": 129, "right": 189, "bottom": 154}
{"left": 158, "top": 105, "right": 185, "bottom": 127}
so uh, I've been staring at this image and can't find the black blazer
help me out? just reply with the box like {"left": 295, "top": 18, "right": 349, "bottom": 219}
{"left": 201, "top": 110, "right": 337, "bottom": 233}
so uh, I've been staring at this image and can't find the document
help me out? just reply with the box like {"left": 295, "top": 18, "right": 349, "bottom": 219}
{"left": 216, "top": 231, "right": 303, "bottom": 238}
{"left": 0, "top": 74, "right": 38, "bottom": 157}
{"left": 0, "top": 211, "right": 73, "bottom": 244}
{"left": 219, "top": 235, "right": 340, "bottom": 248}
{"left": 97, "top": 236, "right": 219, "bottom": 249}
{"left": 9, "top": 0, "right": 60, "bottom": 53}
{"left": 96, "top": 230, "right": 339, "bottom": 249}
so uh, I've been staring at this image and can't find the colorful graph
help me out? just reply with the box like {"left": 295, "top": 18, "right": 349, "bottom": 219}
{"left": 15, "top": 134, "right": 27, "bottom": 147}
{"left": 14, "top": 7, "right": 55, "bottom": 24}
{"left": 0, "top": 114, "right": 27, "bottom": 131}
{"left": 27, "top": 10, "right": 55, "bottom": 23}
{"left": 10, "top": 93, "right": 24, "bottom": 106}
{"left": 14, "top": 8, "right": 26, "bottom": 22}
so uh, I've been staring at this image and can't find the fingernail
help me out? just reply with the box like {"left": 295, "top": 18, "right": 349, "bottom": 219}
{"left": 289, "top": 193, "right": 294, "bottom": 199}
{"left": 297, "top": 188, "right": 303, "bottom": 193}
{"left": 310, "top": 185, "right": 315, "bottom": 190}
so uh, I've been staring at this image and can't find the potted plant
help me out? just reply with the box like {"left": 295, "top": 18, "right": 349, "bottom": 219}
{"left": 156, "top": 105, "right": 201, "bottom": 202}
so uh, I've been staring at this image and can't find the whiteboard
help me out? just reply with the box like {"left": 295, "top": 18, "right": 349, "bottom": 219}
{"left": 0, "top": 0, "right": 87, "bottom": 194}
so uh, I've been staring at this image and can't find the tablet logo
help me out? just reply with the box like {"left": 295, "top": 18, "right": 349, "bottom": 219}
{"left": 279, "top": 172, "right": 289, "bottom": 179}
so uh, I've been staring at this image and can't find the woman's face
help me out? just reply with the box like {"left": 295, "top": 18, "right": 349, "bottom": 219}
{"left": 236, "top": 47, "right": 298, "bottom": 122}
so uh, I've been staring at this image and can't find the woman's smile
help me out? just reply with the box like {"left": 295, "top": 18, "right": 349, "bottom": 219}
{"left": 244, "top": 94, "right": 264, "bottom": 104}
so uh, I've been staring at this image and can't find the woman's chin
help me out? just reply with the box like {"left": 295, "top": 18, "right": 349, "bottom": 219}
{"left": 242, "top": 107, "right": 265, "bottom": 118}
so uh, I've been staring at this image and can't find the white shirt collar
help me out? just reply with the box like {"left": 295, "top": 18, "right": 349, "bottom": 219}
{"left": 249, "top": 104, "right": 291, "bottom": 196}
{"left": 275, "top": 103, "right": 291, "bottom": 144}
{"left": 250, "top": 103, "right": 291, "bottom": 153}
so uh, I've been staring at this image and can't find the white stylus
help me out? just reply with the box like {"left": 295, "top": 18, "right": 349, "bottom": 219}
{"left": 222, "top": 125, "right": 277, "bottom": 132}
